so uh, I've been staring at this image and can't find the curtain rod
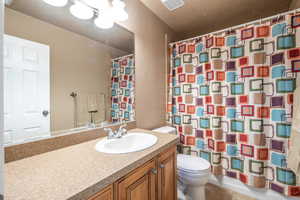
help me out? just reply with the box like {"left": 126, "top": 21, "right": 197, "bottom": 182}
{"left": 169, "top": 8, "right": 300, "bottom": 46}
{"left": 111, "top": 53, "right": 135, "bottom": 61}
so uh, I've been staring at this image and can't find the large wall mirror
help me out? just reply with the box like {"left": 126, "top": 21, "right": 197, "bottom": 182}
{"left": 3, "top": 0, "right": 135, "bottom": 145}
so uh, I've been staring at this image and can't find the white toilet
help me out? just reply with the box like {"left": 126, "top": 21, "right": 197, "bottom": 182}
{"left": 153, "top": 126, "right": 211, "bottom": 200}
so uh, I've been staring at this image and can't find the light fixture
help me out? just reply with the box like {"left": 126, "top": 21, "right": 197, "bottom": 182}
{"left": 112, "top": 0, "right": 125, "bottom": 8}
{"left": 83, "top": 0, "right": 110, "bottom": 10}
{"left": 94, "top": 11, "right": 114, "bottom": 29}
{"left": 42, "top": 0, "right": 128, "bottom": 29}
{"left": 70, "top": 1, "right": 94, "bottom": 20}
{"left": 112, "top": 0, "right": 128, "bottom": 21}
{"left": 112, "top": 8, "right": 128, "bottom": 22}
{"left": 43, "top": 0, "right": 68, "bottom": 7}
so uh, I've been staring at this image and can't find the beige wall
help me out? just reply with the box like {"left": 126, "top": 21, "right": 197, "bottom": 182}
{"left": 290, "top": 0, "right": 300, "bottom": 9}
{"left": 4, "top": 8, "right": 117, "bottom": 131}
{"left": 118, "top": 0, "right": 177, "bottom": 129}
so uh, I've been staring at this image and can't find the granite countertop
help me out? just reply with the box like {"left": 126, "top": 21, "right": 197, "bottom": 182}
{"left": 4, "top": 129, "right": 179, "bottom": 200}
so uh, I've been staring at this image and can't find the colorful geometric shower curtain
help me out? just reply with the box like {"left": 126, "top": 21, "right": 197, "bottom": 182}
{"left": 111, "top": 54, "right": 135, "bottom": 123}
{"left": 167, "top": 13, "right": 300, "bottom": 196}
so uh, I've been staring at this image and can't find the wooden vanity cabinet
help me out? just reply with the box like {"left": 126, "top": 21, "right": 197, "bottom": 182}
{"left": 88, "top": 145, "right": 177, "bottom": 200}
{"left": 157, "top": 146, "right": 177, "bottom": 200}
{"left": 88, "top": 185, "right": 113, "bottom": 200}
{"left": 115, "top": 159, "right": 157, "bottom": 200}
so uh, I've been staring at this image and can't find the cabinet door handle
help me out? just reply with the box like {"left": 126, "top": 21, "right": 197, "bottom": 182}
{"left": 159, "top": 164, "right": 165, "bottom": 168}
{"left": 151, "top": 168, "right": 157, "bottom": 174}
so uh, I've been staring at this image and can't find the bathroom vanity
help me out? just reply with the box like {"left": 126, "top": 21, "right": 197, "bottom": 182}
{"left": 4, "top": 129, "right": 179, "bottom": 200}
{"left": 90, "top": 145, "right": 177, "bottom": 200}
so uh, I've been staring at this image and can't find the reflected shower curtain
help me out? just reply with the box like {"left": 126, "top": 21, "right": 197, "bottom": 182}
{"left": 111, "top": 55, "right": 135, "bottom": 123}
{"left": 167, "top": 13, "right": 300, "bottom": 196}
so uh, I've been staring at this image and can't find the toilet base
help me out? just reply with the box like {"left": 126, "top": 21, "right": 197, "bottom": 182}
{"left": 178, "top": 188, "right": 186, "bottom": 200}
{"left": 185, "top": 185, "right": 205, "bottom": 200}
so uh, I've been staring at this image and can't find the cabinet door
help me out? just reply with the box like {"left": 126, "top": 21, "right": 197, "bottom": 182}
{"left": 157, "top": 146, "right": 177, "bottom": 200}
{"left": 88, "top": 185, "right": 113, "bottom": 200}
{"left": 116, "top": 159, "right": 156, "bottom": 200}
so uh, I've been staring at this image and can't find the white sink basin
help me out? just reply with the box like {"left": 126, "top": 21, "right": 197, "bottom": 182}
{"left": 95, "top": 132, "right": 158, "bottom": 154}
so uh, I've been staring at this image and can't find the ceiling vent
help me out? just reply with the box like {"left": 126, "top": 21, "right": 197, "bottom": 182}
{"left": 161, "top": 0, "right": 184, "bottom": 11}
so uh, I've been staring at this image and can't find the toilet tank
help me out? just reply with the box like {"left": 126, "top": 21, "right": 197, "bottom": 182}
{"left": 152, "top": 126, "right": 177, "bottom": 134}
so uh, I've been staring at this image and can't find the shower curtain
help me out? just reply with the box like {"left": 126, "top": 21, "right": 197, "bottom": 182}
{"left": 167, "top": 13, "right": 300, "bottom": 196}
{"left": 111, "top": 54, "right": 135, "bottom": 123}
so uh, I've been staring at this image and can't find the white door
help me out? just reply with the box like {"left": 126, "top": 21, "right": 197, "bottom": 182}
{"left": 3, "top": 35, "right": 50, "bottom": 145}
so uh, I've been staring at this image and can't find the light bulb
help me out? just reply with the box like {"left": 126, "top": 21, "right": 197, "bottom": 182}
{"left": 112, "top": 0, "right": 128, "bottom": 21}
{"left": 112, "top": 0, "right": 125, "bottom": 9}
{"left": 112, "top": 8, "right": 128, "bottom": 21}
{"left": 94, "top": 11, "right": 114, "bottom": 29}
{"left": 43, "top": 0, "right": 68, "bottom": 7}
{"left": 70, "top": 1, "right": 94, "bottom": 20}
{"left": 83, "top": 0, "right": 109, "bottom": 9}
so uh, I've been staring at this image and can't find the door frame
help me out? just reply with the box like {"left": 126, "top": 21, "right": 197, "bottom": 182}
{"left": 0, "top": 0, "right": 4, "bottom": 197}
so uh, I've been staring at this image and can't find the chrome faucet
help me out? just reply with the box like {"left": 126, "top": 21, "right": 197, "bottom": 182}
{"left": 104, "top": 127, "right": 115, "bottom": 139}
{"left": 104, "top": 124, "right": 127, "bottom": 139}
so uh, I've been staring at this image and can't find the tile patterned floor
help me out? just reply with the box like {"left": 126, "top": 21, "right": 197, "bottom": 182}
{"left": 205, "top": 183, "right": 256, "bottom": 200}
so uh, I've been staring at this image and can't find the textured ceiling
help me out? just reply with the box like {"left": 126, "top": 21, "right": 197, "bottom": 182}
{"left": 140, "top": 0, "right": 292, "bottom": 39}
{"left": 7, "top": 0, "right": 134, "bottom": 57}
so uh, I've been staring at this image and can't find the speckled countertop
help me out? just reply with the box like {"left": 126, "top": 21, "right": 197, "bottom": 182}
{"left": 4, "top": 129, "right": 179, "bottom": 200}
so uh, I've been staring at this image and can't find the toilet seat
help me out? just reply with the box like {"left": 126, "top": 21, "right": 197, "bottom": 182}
{"left": 177, "top": 154, "right": 211, "bottom": 175}
{"left": 178, "top": 167, "right": 210, "bottom": 175}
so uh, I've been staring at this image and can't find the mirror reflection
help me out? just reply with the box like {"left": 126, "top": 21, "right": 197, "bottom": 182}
{"left": 3, "top": 0, "right": 135, "bottom": 145}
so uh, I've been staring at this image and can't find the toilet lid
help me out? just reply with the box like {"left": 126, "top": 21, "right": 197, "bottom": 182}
{"left": 177, "top": 154, "right": 210, "bottom": 172}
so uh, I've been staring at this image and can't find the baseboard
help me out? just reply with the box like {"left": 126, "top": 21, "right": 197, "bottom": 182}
{"left": 209, "top": 175, "right": 299, "bottom": 200}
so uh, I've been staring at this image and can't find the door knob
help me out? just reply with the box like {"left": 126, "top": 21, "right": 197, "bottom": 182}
{"left": 159, "top": 164, "right": 165, "bottom": 168}
{"left": 42, "top": 110, "right": 49, "bottom": 117}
